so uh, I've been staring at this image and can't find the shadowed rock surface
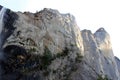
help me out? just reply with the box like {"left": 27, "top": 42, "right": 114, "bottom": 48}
{"left": 0, "top": 5, "right": 120, "bottom": 80}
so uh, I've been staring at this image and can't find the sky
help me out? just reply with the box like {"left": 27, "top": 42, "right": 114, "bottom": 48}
{"left": 0, "top": 0, "right": 120, "bottom": 58}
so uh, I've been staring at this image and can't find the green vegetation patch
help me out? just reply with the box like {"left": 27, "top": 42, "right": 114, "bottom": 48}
{"left": 97, "top": 75, "right": 110, "bottom": 80}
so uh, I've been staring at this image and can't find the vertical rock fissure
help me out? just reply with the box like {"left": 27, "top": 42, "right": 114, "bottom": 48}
{"left": 84, "top": 61, "right": 99, "bottom": 76}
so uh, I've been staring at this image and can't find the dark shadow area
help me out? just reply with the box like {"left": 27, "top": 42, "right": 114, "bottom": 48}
{"left": 0, "top": 8, "right": 18, "bottom": 48}
{"left": 1, "top": 45, "right": 28, "bottom": 80}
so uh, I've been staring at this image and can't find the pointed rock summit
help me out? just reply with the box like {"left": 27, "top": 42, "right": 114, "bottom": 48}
{"left": 94, "top": 28, "right": 113, "bottom": 58}
{"left": 0, "top": 5, "right": 120, "bottom": 80}
{"left": 94, "top": 27, "right": 111, "bottom": 47}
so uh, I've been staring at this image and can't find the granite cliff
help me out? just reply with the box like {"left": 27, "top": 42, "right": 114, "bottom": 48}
{"left": 0, "top": 5, "right": 120, "bottom": 80}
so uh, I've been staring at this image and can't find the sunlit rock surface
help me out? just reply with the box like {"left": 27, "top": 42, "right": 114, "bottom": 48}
{"left": 0, "top": 5, "right": 120, "bottom": 80}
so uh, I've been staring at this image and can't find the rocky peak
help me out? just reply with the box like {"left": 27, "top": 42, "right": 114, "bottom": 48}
{"left": 94, "top": 27, "right": 110, "bottom": 45}
{"left": 12, "top": 8, "right": 84, "bottom": 56}
{"left": 94, "top": 28, "right": 113, "bottom": 58}
{"left": 0, "top": 5, "right": 120, "bottom": 80}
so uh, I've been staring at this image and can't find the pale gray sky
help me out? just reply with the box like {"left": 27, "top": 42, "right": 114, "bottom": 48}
{"left": 0, "top": 0, "right": 120, "bottom": 58}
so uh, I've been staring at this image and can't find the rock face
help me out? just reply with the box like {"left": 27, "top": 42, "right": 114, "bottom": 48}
{"left": 0, "top": 5, "right": 120, "bottom": 80}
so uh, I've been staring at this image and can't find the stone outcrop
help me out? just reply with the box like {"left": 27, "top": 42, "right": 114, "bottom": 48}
{"left": 0, "top": 5, "right": 120, "bottom": 80}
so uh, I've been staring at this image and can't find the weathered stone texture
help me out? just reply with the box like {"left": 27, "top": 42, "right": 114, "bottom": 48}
{"left": 0, "top": 5, "right": 120, "bottom": 80}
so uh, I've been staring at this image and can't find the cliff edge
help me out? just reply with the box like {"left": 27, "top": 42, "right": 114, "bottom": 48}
{"left": 0, "top": 5, "right": 120, "bottom": 80}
